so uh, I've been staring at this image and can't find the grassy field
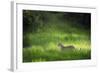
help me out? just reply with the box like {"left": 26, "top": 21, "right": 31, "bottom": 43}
{"left": 23, "top": 11, "right": 91, "bottom": 62}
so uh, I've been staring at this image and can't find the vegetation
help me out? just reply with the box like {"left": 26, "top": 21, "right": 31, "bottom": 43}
{"left": 23, "top": 10, "right": 91, "bottom": 62}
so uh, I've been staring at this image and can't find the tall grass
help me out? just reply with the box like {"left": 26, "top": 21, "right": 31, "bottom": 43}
{"left": 23, "top": 32, "right": 91, "bottom": 62}
{"left": 23, "top": 12, "right": 91, "bottom": 62}
{"left": 23, "top": 46, "right": 91, "bottom": 62}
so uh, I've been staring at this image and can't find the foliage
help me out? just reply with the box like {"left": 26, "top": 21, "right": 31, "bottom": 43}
{"left": 23, "top": 10, "right": 91, "bottom": 62}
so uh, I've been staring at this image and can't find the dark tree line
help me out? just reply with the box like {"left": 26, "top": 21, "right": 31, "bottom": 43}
{"left": 23, "top": 10, "right": 91, "bottom": 34}
{"left": 23, "top": 10, "right": 49, "bottom": 34}
{"left": 63, "top": 12, "right": 91, "bottom": 29}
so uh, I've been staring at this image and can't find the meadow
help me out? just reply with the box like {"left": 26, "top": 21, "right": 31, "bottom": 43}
{"left": 23, "top": 10, "right": 91, "bottom": 62}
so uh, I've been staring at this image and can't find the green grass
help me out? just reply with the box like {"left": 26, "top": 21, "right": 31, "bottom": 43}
{"left": 23, "top": 13, "right": 91, "bottom": 62}
{"left": 23, "top": 46, "right": 91, "bottom": 62}
{"left": 23, "top": 32, "right": 91, "bottom": 62}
